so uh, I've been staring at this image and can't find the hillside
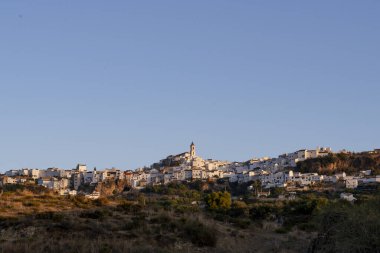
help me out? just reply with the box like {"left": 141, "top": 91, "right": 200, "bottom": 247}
{"left": 0, "top": 183, "right": 314, "bottom": 253}
{"left": 295, "top": 152, "right": 380, "bottom": 175}
{"left": 1, "top": 179, "right": 380, "bottom": 252}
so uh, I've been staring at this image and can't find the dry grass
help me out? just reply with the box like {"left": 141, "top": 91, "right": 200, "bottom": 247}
{"left": 0, "top": 210, "right": 312, "bottom": 253}
{"left": 0, "top": 191, "right": 74, "bottom": 217}
{"left": 0, "top": 189, "right": 314, "bottom": 253}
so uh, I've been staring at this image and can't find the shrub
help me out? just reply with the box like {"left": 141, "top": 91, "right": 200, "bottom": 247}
{"left": 149, "top": 213, "right": 171, "bottom": 224}
{"left": 71, "top": 195, "right": 91, "bottom": 207}
{"left": 124, "top": 215, "right": 147, "bottom": 231}
{"left": 35, "top": 211, "right": 63, "bottom": 221}
{"left": 79, "top": 210, "right": 106, "bottom": 220}
{"left": 116, "top": 201, "right": 142, "bottom": 214}
{"left": 275, "top": 227, "right": 289, "bottom": 234}
{"left": 229, "top": 200, "right": 249, "bottom": 217}
{"left": 232, "top": 218, "right": 251, "bottom": 229}
{"left": 205, "top": 191, "right": 231, "bottom": 211}
{"left": 22, "top": 200, "right": 40, "bottom": 207}
{"left": 309, "top": 197, "right": 380, "bottom": 253}
{"left": 249, "top": 205, "right": 277, "bottom": 220}
{"left": 183, "top": 219, "right": 217, "bottom": 247}
{"left": 94, "top": 197, "right": 109, "bottom": 206}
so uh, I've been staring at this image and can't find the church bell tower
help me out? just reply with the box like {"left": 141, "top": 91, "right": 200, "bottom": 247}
{"left": 190, "top": 142, "right": 196, "bottom": 157}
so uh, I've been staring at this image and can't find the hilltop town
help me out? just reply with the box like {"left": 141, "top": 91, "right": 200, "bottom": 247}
{"left": 1, "top": 143, "right": 379, "bottom": 201}
{"left": 1, "top": 144, "right": 379, "bottom": 253}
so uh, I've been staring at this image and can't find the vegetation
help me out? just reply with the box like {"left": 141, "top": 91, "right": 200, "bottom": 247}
{"left": 205, "top": 191, "right": 231, "bottom": 210}
{"left": 296, "top": 152, "right": 380, "bottom": 175}
{"left": 309, "top": 195, "right": 380, "bottom": 253}
{"left": 0, "top": 182, "right": 379, "bottom": 252}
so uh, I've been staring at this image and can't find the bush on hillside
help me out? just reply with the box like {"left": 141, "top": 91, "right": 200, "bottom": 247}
{"left": 309, "top": 197, "right": 380, "bottom": 253}
{"left": 205, "top": 191, "right": 231, "bottom": 211}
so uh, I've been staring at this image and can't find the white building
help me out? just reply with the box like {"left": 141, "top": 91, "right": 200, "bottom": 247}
{"left": 72, "top": 172, "right": 83, "bottom": 190}
{"left": 84, "top": 170, "right": 99, "bottom": 184}
{"left": 76, "top": 164, "right": 87, "bottom": 172}
{"left": 29, "top": 169, "right": 40, "bottom": 179}
{"left": 345, "top": 177, "right": 358, "bottom": 189}
{"left": 0, "top": 176, "right": 17, "bottom": 186}
{"left": 340, "top": 193, "right": 356, "bottom": 202}
{"left": 45, "top": 168, "right": 65, "bottom": 178}
{"left": 192, "top": 168, "right": 203, "bottom": 179}
{"left": 85, "top": 191, "right": 100, "bottom": 200}
{"left": 5, "top": 170, "right": 19, "bottom": 177}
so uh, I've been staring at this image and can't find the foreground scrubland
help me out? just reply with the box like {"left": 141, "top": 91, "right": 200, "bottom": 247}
{"left": 0, "top": 182, "right": 379, "bottom": 253}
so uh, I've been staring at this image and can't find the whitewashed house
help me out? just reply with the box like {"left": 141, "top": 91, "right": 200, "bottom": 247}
{"left": 345, "top": 177, "right": 358, "bottom": 189}
{"left": 29, "top": 169, "right": 40, "bottom": 179}
{"left": 192, "top": 168, "right": 202, "bottom": 179}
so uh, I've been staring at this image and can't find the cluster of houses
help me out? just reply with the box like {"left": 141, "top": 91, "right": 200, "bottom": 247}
{"left": 1, "top": 143, "right": 379, "bottom": 197}
{"left": 0, "top": 164, "right": 124, "bottom": 198}
{"left": 125, "top": 144, "right": 380, "bottom": 191}
{"left": 247, "top": 147, "right": 332, "bottom": 172}
{"left": 246, "top": 169, "right": 379, "bottom": 190}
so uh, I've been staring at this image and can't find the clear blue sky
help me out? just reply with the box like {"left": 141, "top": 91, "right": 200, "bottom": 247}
{"left": 1, "top": 1, "right": 379, "bottom": 171}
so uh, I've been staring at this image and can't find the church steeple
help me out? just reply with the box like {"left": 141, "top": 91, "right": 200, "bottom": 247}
{"left": 190, "top": 142, "right": 196, "bottom": 157}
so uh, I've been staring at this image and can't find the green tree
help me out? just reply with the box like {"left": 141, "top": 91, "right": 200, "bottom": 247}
{"left": 205, "top": 191, "right": 231, "bottom": 210}
{"left": 252, "top": 180, "right": 262, "bottom": 196}
{"left": 230, "top": 200, "right": 249, "bottom": 217}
